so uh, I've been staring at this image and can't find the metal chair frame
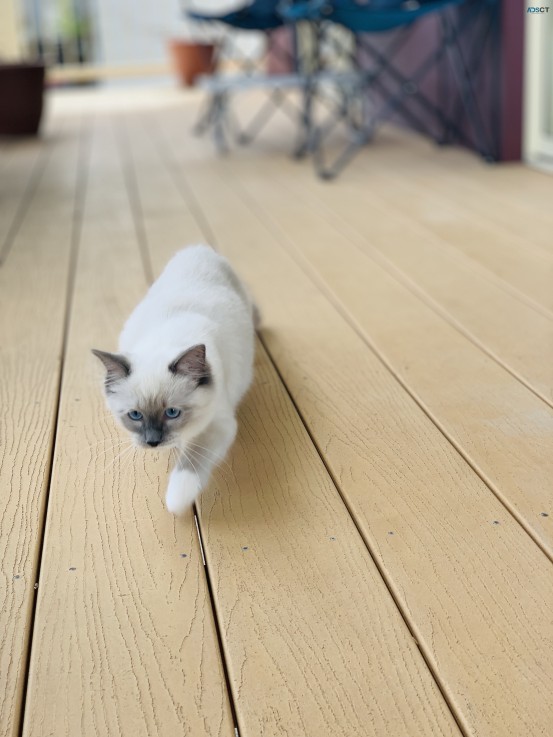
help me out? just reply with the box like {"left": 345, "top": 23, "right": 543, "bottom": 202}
{"left": 190, "top": 8, "right": 305, "bottom": 152}
{"left": 284, "top": 0, "right": 500, "bottom": 179}
{"left": 190, "top": 0, "right": 500, "bottom": 179}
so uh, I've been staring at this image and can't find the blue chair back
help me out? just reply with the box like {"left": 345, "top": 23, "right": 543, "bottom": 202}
{"left": 281, "top": 0, "right": 468, "bottom": 32}
{"left": 190, "top": 0, "right": 284, "bottom": 30}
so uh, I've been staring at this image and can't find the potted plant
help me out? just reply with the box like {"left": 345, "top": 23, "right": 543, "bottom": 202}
{"left": 0, "top": 61, "right": 45, "bottom": 135}
{"left": 168, "top": 3, "right": 219, "bottom": 87}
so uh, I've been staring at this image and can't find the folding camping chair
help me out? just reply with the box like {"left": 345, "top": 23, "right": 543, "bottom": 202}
{"left": 188, "top": 0, "right": 303, "bottom": 152}
{"left": 280, "top": 0, "right": 500, "bottom": 179}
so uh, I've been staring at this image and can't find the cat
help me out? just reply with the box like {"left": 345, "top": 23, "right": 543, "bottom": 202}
{"left": 93, "top": 245, "right": 256, "bottom": 515}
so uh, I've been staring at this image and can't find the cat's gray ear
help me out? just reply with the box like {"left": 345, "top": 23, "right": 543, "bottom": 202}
{"left": 169, "top": 344, "right": 211, "bottom": 385}
{"left": 92, "top": 349, "right": 131, "bottom": 383}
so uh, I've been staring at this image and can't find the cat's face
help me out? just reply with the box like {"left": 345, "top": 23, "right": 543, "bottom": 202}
{"left": 92, "top": 344, "right": 214, "bottom": 448}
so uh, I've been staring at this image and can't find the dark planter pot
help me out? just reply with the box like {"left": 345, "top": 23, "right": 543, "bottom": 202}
{"left": 168, "top": 40, "right": 216, "bottom": 87}
{"left": 0, "top": 62, "right": 45, "bottom": 136}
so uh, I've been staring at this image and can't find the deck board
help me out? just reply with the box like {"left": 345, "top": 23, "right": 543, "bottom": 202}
{"left": 221, "top": 155, "right": 553, "bottom": 559}
{"left": 361, "top": 139, "right": 553, "bottom": 319}
{"left": 2, "top": 87, "right": 552, "bottom": 737}
{"left": 21, "top": 116, "right": 235, "bottom": 737}
{"left": 117, "top": 112, "right": 207, "bottom": 269}
{"left": 151, "top": 118, "right": 553, "bottom": 737}
{"left": 123, "top": 111, "right": 462, "bottom": 737}
{"left": 287, "top": 156, "right": 553, "bottom": 405}
{"left": 371, "top": 130, "right": 553, "bottom": 259}
{"left": 0, "top": 135, "right": 53, "bottom": 263}
{"left": 198, "top": 343, "right": 462, "bottom": 737}
{"left": 431, "top": 156, "right": 553, "bottom": 259}
{"left": 0, "top": 118, "right": 83, "bottom": 737}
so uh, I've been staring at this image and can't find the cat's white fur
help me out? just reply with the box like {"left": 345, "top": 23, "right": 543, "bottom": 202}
{"left": 104, "top": 245, "right": 255, "bottom": 514}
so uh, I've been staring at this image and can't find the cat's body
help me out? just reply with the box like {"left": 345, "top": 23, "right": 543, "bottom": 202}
{"left": 93, "top": 245, "right": 255, "bottom": 514}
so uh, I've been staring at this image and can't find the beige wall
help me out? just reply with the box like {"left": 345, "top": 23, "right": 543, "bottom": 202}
{"left": 0, "top": 0, "right": 23, "bottom": 59}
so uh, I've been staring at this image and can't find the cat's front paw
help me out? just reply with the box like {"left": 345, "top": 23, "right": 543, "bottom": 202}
{"left": 166, "top": 468, "right": 201, "bottom": 516}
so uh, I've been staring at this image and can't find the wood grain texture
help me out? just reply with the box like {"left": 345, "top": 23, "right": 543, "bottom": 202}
{"left": 123, "top": 106, "right": 462, "bottom": 737}
{"left": 8, "top": 87, "right": 553, "bottom": 737}
{"left": 0, "top": 119, "right": 82, "bottom": 737}
{"left": 117, "top": 112, "right": 207, "bottom": 275}
{"left": 22, "top": 115, "right": 234, "bottom": 737}
{"left": 257, "top": 154, "right": 553, "bottom": 406}
{"left": 358, "top": 136, "right": 553, "bottom": 319}
{"left": 353, "top": 126, "right": 553, "bottom": 260}
{"left": 218, "top": 150, "right": 553, "bottom": 559}
{"left": 411, "top": 148, "right": 553, "bottom": 259}
{"left": 151, "top": 114, "right": 553, "bottom": 737}
{"left": 0, "top": 134, "right": 54, "bottom": 263}
{"left": 0, "top": 100, "right": 66, "bottom": 266}
{"left": 205, "top": 341, "right": 462, "bottom": 737}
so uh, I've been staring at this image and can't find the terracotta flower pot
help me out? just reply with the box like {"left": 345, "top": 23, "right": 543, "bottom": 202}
{"left": 0, "top": 62, "right": 45, "bottom": 136}
{"left": 168, "top": 40, "right": 217, "bottom": 87}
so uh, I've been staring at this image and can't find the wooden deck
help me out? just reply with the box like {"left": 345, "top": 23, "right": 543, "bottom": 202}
{"left": 1, "top": 86, "right": 552, "bottom": 737}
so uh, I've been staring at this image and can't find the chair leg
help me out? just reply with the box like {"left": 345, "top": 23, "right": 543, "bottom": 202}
{"left": 313, "top": 111, "right": 373, "bottom": 180}
{"left": 213, "top": 94, "right": 230, "bottom": 155}
{"left": 307, "top": 31, "right": 396, "bottom": 177}
{"left": 193, "top": 97, "right": 216, "bottom": 136}
{"left": 295, "top": 79, "right": 316, "bottom": 158}
{"left": 312, "top": 2, "right": 497, "bottom": 179}
{"left": 238, "top": 89, "right": 285, "bottom": 145}
{"left": 359, "top": 38, "right": 444, "bottom": 140}
{"left": 360, "top": 33, "right": 467, "bottom": 144}
{"left": 311, "top": 25, "right": 460, "bottom": 179}
{"left": 294, "top": 21, "right": 321, "bottom": 159}
{"left": 325, "top": 28, "right": 417, "bottom": 134}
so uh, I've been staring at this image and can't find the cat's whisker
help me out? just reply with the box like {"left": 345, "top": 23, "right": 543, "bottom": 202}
{"left": 83, "top": 437, "right": 119, "bottom": 447}
{"left": 103, "top": 442, "right": 137, "bottom": 473}
{"left": 186, "top": 444, "right": 233, "bottom": 477}
{"left": 186, "top": 440, "right": 231, "bottom": 465}
{"left": 78, "top": 437, "right": 128, "bottom": 456}
{"left": 185, "top": 444, "right": 231, "bottom": 479}
{"left": 95, "top": 446, "right": 134, "bottom": 467}
{"left": 184, "top": 446, "right": 209, "bottom": 467}
{"left": 182, "top": 448, "right": 211, "bottom": 476}
{"left": 119, "top": 450, "right": 138, "bottom": 480}
{"left": 179, "top": 447, "right": 203, "bottom": 489}
{"left": 96, "top": 441, "right": 133, "bottom": 459}
{"left": 120, "top": 447, "right": 137, "bottom": 478}
{"left": 186, "top": 440, "right": 230, "bottom": 464}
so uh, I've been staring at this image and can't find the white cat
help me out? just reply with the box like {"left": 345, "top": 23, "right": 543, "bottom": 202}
{"left": 93, "top": 245, "right": 256, "bottom": 515}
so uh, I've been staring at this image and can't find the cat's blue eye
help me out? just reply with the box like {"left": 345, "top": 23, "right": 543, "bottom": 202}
{"left": 165, "top": 407, "right": 181, "bottom": 419}
{"left": 128, "top": 410, "right": 143, "bottom": 421}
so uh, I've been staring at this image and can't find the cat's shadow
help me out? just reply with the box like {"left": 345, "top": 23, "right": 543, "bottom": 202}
{"left": 199, "top": 330, "right": 313, "bottom": 529}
